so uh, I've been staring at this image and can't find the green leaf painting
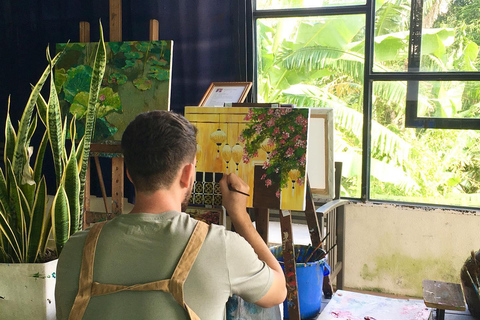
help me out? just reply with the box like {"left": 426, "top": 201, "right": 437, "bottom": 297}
{"left": 55, "top": 40, "right": 173, "bottom": 142}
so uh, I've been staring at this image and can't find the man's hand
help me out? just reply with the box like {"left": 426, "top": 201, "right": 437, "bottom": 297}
{"left": 219, "top": 173, "right": 250, "bottom": 223}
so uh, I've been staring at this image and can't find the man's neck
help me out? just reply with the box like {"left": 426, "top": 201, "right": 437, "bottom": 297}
{"left": 129, "top": 189, "right": 182, "bottom": 214}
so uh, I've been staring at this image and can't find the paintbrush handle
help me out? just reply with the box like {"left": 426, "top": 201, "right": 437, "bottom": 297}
{"left": 228, "top": 185, "right": 250, "bottom": 197}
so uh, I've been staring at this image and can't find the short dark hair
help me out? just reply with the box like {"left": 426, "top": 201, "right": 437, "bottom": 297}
{"left": 121, "top": 110, "right": 197, "bottom": 192}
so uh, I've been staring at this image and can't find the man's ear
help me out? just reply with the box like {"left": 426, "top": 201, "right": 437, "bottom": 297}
{"left": 179, "top": 163, "right": 195, "bottom": 188}
{"left": 126, "top": 169, "right": 133, "bottom": 183}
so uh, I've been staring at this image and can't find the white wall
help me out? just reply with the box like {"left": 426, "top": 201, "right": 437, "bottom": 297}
{"left": 344, "top": 202, "right": 480, "bottom": 297}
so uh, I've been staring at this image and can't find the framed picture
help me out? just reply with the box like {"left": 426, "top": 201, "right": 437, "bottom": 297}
{"left": 199, "top": 82, "right": 252, "bottom": 107}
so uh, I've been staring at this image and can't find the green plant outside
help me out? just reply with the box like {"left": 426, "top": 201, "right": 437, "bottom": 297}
{"left": 256, "top": 0, "right": 480, "bottom": 206}
{"left": 0, "top": 24, "right": 107, "bottom": 263}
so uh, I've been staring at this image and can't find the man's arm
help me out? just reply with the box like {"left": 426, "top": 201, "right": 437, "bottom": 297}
{"left": 219, "top": 173, "right": 287, "bottom": 308}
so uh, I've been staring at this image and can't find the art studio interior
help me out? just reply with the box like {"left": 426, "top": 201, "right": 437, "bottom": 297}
{"left": 1, "top": 0, "right": 480, "bottom": 319}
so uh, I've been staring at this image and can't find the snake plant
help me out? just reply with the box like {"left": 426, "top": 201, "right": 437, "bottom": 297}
{"left": 0, "top": 23, "right": 106, "bottom": 263}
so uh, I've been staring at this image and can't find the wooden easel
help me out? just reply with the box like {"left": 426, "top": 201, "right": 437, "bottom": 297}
{"left": 254, "top": 176, "right": 325, "bottom": 320}
{"left": 81, "top": 0, "right": 160, "bottom": 227}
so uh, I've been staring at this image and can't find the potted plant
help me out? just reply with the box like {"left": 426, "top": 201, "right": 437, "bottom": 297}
{"left": 0, "top": 24, "right": 106, "bottom": 320}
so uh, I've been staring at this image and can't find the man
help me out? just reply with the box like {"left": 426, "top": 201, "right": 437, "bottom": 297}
{"left": 55, "top": 110, "right": 286, "bottom": 319}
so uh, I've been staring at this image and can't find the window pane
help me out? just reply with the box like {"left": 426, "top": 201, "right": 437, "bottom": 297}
{"left": 420, "top": 0, "right": 480, "bottom": 72}
{"left": 417, "top": 81, "right": 480, "bottom": 118}
{"left": 373, "top": 0, "right": 411, "bottom": 72}
{"left": 256, "top": 0, "right": 365, "bottom": 10}
{"left": 256, "top": 15, "right": 365, "bottom": 198}
{"left": 371, "top": 82, "right": 480, "bottom": 207}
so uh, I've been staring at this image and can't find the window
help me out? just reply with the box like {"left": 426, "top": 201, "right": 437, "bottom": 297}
{"left": 251, "top": 0, "right": 480, "bottom": 208}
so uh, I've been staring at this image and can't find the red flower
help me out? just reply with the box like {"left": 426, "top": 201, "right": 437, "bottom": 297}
{"left": 286, "top": 147, "right": 294, "bottom": 157}
{"left": 265, "top": 179, "right": 272, "bottom": 187}
{"left": 275, "top": 190, "right": 281, "bottom": 198}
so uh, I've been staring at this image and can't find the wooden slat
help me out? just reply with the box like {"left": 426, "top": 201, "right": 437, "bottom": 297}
{"left": 149, "top": 19, "right": 159, "bottom": 41}
{"left": 90, "top": 143, "right": 122, "bottom": 154}
{"left": 79, "top": 21, "right": 90, "bottom": 43}
{"left": 94, "top": 156, "right": 109, "bottom": 214}
{"left": 109, "top": 0, "right": 122, "bottom": 42}
{"left": 111, "top": 157, "right": 124, "bottom": 214}
{"left": 305, "top": 178, "right": 321, "bottom": 248}
{"left": 254, "top": 208, "right": 269, "bottom": 244}
{"left": 423, "top": 280, "right": 466, "bottom": 311}
{"left": 280, "top": 210, "right": 300, "bottom": 320}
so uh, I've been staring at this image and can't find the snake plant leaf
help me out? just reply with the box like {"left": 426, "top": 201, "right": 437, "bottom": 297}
{"left": 6, "top": 159, "right": 22, "bottom": 235}
{"left": 51, "top": 183, "right": 70, "bottom": 255}
{"left": 26, "top": 114, "right": 37, "bottom": 147}
{"left": 46, "top": 47, "right": 65, "bottom": 187}
{"left": 12, "top": 48, "right": 64, "bottom": 184}
{"left": 19, "top": 156, "right": 36, "bottom": 215}
{"left": 33, "top": 131, "right": 48, "bottom": 184}
{"left": 78, "top": 22, "right": 107, "bottom": 228}
{"left": 64, "top": 144, "right": 80, "bottom": 235}
{"left": 76, "top": 137, "right": 85, "bottom": 169}
{"left": 4, "top": 101, "right": 17, "bottom": 170}
{"left": 27, "top": 177, "right": 47, "bottom": 262}
{"left": 35, "top": 92, "right": 48, "bottom": 127}
{"left": 18, "top": 187, "right": 30, "bottom": 261}
{"left": 0, "top": 168, "right": 13, "bottom": 225}
{"left": 0, "top": 209, "right": 22, "bottom": 262}
{"left": 69, "top": 115, "right": 77, "bottom": 145}
{"left": 61, "top": 116, "right": 68, "bottom": 164}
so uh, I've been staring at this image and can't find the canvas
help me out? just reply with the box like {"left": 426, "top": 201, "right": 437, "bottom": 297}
{"left": 185, "top": 106, "right": 311, "bottom": 211}
{"left": 55, "top": 40, "right": 173, "bottom": 142}
{"left": 307, "top": 108, "right": 335, "bottom": 199}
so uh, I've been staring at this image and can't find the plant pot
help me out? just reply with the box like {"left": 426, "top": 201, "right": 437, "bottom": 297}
{"left": 0, "top": 259, "right": 57, "bottom": 320}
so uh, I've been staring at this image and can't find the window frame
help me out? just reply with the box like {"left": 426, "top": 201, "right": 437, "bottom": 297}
{"left": 249, "top": 0, "right": 480, "bottom": 209}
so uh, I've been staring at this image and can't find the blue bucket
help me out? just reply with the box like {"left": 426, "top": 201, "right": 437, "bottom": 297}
{"left": 270, "top": 245, "right": 330, "bottom": 319}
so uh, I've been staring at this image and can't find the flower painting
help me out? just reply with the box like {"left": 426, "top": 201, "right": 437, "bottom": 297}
{"left": 55, "top": 40, "right": 173, "bottom": 141}
{"left": 185, "top": 106, "right": 310, "bottom": 211}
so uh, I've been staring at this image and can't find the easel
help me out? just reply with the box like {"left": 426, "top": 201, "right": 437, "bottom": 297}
{"left": 80, "top": 0, "right": 160, "bottom": 227}
{"left": 254, "top": 176, "right": 325, "bottom": 320}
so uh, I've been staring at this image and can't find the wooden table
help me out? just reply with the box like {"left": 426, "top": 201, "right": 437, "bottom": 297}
{"left": 423, "top": 280, "right": 466, "bottom": 320}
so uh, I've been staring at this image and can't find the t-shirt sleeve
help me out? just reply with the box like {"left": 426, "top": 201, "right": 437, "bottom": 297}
{"left": 225, "top": 231, "right": 274, "bottom": 303}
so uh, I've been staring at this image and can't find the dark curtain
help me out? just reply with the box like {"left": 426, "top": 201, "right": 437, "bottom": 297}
{"left": 0, "top": 0, "right": 249, "bottom": 198}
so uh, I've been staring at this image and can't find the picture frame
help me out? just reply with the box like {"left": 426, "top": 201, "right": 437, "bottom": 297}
{"left": 198, "top": 82, "right": 252, "bottom": 107}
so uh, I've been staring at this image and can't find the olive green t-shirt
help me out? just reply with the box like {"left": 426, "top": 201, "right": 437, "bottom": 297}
{"left": 55, "top": 211, "right": 273, "bottom": 320}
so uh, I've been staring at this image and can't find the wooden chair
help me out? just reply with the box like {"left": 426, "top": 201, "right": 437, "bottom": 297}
{"left": 316, "top": 162, "right": 348, "bottom": 296}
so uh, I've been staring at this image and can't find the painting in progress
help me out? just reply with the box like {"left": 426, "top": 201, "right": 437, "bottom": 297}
{"left": 55, "top": 40, "right": 173, "bottom": 141}
{"left": 185, "top": 106, "right": 311, "bottom": 211}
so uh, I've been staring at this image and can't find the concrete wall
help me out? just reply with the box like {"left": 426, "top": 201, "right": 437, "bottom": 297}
{"left": 344, "top": 202, "right": 480, "bottom": 297}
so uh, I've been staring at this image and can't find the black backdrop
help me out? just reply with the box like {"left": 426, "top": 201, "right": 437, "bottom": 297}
{"left": 0, "top": 0, "right": 250, "bottom": 199}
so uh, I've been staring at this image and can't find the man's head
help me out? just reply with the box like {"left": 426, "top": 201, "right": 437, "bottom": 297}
{"left": 121, "top": 111, "right": 197, "bottom": 196}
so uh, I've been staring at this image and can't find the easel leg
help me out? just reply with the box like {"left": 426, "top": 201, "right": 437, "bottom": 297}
{"left": 112, "top": 157, "right": 124, "bottom": 215}
{"left": 254, "top": 208, "right": 269, "bottom": 244}
{"left": 280, "top": 210, "right": 300, "bottom": 320}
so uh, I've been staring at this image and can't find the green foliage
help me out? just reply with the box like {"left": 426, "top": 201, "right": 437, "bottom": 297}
{"left": 0, "top": 24, "right": 106, "bottom": 263}
{"left": 257, "top": 0, "right": 480, "bottom": 205}
{"left": 55, "top": 40, "right": 171, "bottom": 141}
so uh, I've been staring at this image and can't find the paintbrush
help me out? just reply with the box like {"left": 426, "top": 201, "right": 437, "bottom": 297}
{"left": 228, "top": 184, "right": 250, "bottom": 197}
